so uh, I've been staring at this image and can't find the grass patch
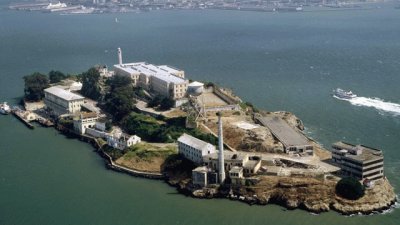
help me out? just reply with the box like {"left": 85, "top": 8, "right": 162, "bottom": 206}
{"left": 124, "top": 142, "right": 177, "bottom": 162}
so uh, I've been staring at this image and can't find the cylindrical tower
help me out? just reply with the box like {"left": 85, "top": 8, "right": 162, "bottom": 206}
{"left": 217, "top": 112, "right": 225, "bottom": 184}
{"left": 117, "top": 47, "right": 123, "bottom": 65}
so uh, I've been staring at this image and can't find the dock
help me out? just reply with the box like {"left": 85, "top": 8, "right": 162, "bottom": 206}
{"left": 11, "top": 107, "right": 54, "bottom": 129}
{"left": 12, "top": 109, "right": 34, "bottom": 129}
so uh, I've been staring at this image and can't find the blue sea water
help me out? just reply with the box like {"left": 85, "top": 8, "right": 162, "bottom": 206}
{"left": 1, "top": 4, "right": 400, "bottom": 225}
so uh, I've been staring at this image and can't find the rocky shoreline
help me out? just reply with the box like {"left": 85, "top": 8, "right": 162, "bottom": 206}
{"left": 172, "top": 175, "right": 397, "bottom": 215}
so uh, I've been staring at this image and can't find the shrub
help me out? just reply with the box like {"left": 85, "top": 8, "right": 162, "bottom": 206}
{"left": 335, "top": 177, "right": 365, "bottom": 200}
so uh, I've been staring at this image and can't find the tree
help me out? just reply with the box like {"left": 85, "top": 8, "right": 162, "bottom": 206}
{"left": 121, "top": 112, "right": 161, "bottom": 141}
{"left": 147, "top": 95, "right": 163, "bottom": 108}
{"left": 335, "top": 177, "right": 365, "bottom": 200}
{"left": 103, "top": 75, "right": 136, "bottom": 121}
{"left": 80, "top": 68, "right": 101, "bottom": 100}
{"left": 159, "top": 97, "right": 175, "bottom": 111}
{"left": 48, "top": 70, "right": 66, "bottom": 83}
{"left": 23, "top": 72, "right": 49, "bottom": 101}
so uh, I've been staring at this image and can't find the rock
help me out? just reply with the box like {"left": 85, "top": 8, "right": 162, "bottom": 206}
{"left": 286, "top": 199, "right": 299, "bottom": 209}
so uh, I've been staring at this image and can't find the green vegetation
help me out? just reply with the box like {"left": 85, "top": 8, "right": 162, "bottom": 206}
{"left": 147, "top": 95, "right": 175, "bottom": 111}
{"left": 124, "top": 143, "right": 177, "bottom": 162}
{"left": 102, "top": 145, "right": 125, "bottom": 160}
{"left": 162, "top": 154, "right": 196, "bottom": 174}
{"left": 121, "top": 113, "right": 218, "bottom": 144}
{"left": 80, "top": 67, "right": 102, "bottom": 100}
{"left": 58, "top": 117, "right": 74, "bottom": 130}
{"left": 133, "top": 86, "right": 148, "bottom": 99}
{"left": 96, "top": 138, "right": 107, "bottom": 147}
{"left": 103, "top": 75, "right": 136, "bottom": 121}
{"left": 204, "top": 81, "right": 215, "bottom": 88}
{"left": 49, "top": 70, "right": 67, "bottom": 84}
{"left": 336, "top": 177, "right": 365, "bottom": 200}
{"left": 239, "top": 101, "right": 259, "bottom": 113}
{"left": 23, "top": 72, "right": 49, "bottom": 101}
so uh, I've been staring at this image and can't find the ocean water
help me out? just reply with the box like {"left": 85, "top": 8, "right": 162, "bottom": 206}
{"left": 1, "top": 5, "right": 400, "bottom": 225}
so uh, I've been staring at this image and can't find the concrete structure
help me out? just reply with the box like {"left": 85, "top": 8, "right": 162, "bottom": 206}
{"left": 332, "top": 142, "right": 384, "bottom": 181}
{"left": 229, "top": 166, "right": 244, "bottom": 185}
{"left": 203, "top": 151, "right": 262, "bottom": 177}
{"left": 257, "top": 116, "right": 313, "bottom": 154}
{"left": 192, "top": 166, "right": 208, "bottom": 187}
{"left": 217, "top": 112, "right": 226, "bottom": 183}
{"left": 107, "top": 133, "right": 141, "bottom": 150}
{"left": 196, "top": 87, "right": 241, "bottom": 113}
{"left": 44, "top": 86, "right": 85, "bottom": 116}
{"left": 177, "top": 133, "right": 216, "bottom": 165}
{"left": 73, "top": 112, "right": 98, "bottom": 134}
{"left": 95, "top": 118, "right": 107, "bottom": 131}
{"left": 113, "top": 61, "right": 188, "bottom": 100}
{"left": 192, "top": 166, "right": 219, "bottom": 187}
{"left": 85, "top": 127, "right": 108, "bottom": 138}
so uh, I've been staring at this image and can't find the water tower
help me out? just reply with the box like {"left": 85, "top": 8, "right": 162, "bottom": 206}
{"left": 187, "top": 81, "right": 204, "bottom": 96}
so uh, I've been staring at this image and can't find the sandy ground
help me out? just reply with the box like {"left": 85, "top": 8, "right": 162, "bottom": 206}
{"left": 116, "top": 157, "right": 165, "bottom": 173}
{"left": 197, "top": 92, "right": 228, "bottom": 107}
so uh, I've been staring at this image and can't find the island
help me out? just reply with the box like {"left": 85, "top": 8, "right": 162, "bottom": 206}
{"left": 12, "top": 48, "right": 396, "bottom": 215}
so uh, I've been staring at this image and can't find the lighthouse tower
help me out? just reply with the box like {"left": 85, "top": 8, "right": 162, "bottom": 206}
{"left": 217, "top": 112, "right": 226, "bottom": 184}
{"left": 117, "top": 47, "right": 123, "bottom": 65}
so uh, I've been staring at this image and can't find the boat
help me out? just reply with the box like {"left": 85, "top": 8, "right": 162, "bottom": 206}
{"left": 0, "top": 102, "right": 11, "bottom": 115}
{"left": 333, "top": 88, "right": 357, "bottom": 99}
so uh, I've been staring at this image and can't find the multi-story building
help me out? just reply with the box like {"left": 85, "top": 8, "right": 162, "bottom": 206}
{"left": 73, "top": 112, "right": 98, "bottom": 135}
{"left": 332, "top": 141, "right": 384, "bottom": 181}
{"left": 177, "top": 133, "right": 216, "bottom": 165}
{"left": 113, "top": 62, "right": 188, "bottom": 100}
{"left": 44, "top": 86, "right": 85, "bottom": 116}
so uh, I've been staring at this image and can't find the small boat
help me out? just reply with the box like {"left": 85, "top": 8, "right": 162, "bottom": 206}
{"left": 333, "top": 88, "right": 357, "bottom": 99}
{"left": 0, "top": 102, "right": 11, "bottom": 115}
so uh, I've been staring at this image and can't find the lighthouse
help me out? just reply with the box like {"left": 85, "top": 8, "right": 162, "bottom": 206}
{"left": 117, "top": 47, "right": 123, "bottom": 65}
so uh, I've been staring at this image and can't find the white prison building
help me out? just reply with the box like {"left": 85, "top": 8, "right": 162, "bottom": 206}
{"left": 113, "top": 62, "right": 188, "bottom": 100}
{"left": 177, "top": 133, "right": 216, "bottom": 165}
{"left": 44, "top": 86, "right": 85, "bottom": 116}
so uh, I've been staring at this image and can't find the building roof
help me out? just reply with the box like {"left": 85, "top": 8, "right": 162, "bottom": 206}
{"left": 178, "top": 133, "right": 213, "bottom": 151}
{"left": 44, "top": 86, "right": 85, "bottom": 101}
{"left": 192, "top": 166, "right": 209, "bottom": 173}
{"left": 158, "top": 65, "right": 183, "bottom": 74}
{"left": 204, "top": 151, "right": 248, "bottom": 162}
{"left": 79, "top": 112, "right": 98, "bottom": 119}
{"left": 229, "top": 166, "right": 243, "bottom": 173}
{"left": 81, "top": 102, "right": 101, "bottom": 114}
{"left": 188, "top": 81, "right": 204, "bottom": 87}
{"left": 114, "top": 62, "right": 187, "bottom": 84}
{"left": 332, "top": 141, "right": 383, "bottom": 163}
{"left": 258, "top": 116, "right": 310, "bottom": 148}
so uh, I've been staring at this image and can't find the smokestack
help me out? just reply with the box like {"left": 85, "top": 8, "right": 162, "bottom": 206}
{"left": 118, "top": 47, "right": 123, "bottom": 65}
{"left": 217, "top": 112, "right": 225, "bottom": 184}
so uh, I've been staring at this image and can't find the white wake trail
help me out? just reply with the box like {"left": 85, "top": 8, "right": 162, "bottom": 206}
{"left": 334, "top": 96, "right": 400, "bottom": 116}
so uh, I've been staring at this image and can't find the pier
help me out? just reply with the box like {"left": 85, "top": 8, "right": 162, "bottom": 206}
{"left": 11, "top": 107, "right": 54, "bottom": 129}
{"left": 12, "top": 109, "right": 34, "bottom": 129}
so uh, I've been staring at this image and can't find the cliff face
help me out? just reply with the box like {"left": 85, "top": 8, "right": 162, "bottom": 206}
{"left": 192, "top": 176, "right": 396, "bottom": 215}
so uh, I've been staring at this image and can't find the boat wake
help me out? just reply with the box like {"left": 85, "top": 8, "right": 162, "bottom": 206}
{"left": 334, "top": 95, "right": 400, "bottom": 116}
